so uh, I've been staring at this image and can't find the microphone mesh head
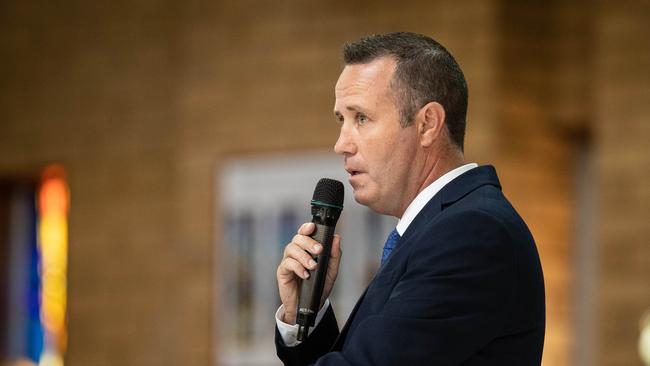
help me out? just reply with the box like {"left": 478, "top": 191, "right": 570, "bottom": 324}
{"left": 312, "top": 178, "right": 344, "bottom": 208}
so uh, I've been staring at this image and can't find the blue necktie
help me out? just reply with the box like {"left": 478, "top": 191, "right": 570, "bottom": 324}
{"left": 381, "top": 229, "right": 401, "bottom": 265}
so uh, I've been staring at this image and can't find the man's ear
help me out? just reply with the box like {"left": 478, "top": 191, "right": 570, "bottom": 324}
{"left": 417, "top": 102, "right": 445, "bottom": 147}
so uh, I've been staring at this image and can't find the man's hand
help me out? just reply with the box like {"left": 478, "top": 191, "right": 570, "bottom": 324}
{"left": 277, "top": 222, "right": 342, "bottom": 325}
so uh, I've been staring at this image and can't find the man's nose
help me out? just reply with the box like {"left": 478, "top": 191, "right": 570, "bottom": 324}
{"left": 334, "top": 123, "right": 356, "bottom": 156}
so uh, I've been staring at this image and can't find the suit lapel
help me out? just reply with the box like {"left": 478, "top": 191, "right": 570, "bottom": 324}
{"left": 330, "top": 287, "right": 368, "bottom": 351}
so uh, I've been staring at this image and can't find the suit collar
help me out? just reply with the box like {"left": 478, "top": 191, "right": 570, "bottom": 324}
{"left": 399, "top": 165, "right": 501, "bottom": 243}
{"left": 440, "top": 164, "right": 501, "bottom": 206}
{"left": 396, "top": 163, "right": 477, "bottom": 235}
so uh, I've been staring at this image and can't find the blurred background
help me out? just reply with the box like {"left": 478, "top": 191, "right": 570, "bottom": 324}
{"left": 0, "top": 0, "right": 648, "bottom": 365}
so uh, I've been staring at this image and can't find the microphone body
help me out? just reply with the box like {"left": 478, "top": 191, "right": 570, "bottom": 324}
{"left": 296, "top": 178, "right": 343, "bottom": 341}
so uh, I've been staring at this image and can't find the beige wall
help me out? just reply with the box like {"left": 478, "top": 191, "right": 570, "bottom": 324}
{"left": 0, "top": 1, "right": 648, "bottom": 365}
{"left": 595, "top": 1, "right": 650, "bottom": 365}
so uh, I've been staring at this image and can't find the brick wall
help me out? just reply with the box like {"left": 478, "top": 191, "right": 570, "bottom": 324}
{"left": 594, "top": 1, "right": 650, "bottom": 365}
{"left": 0, "top": 2, "right": 183, "bottom": 365}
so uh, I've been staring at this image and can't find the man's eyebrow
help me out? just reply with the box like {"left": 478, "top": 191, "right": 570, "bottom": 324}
{"left": 333, "top": 105, "right": 367, "bottom": 114}
{"left": 346, "top": 105, "right": 366, "bottom": 113}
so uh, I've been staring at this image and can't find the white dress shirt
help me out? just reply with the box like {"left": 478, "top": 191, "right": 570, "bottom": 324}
{"left": 276, "top": 163, "right": 478, "bottom": 346}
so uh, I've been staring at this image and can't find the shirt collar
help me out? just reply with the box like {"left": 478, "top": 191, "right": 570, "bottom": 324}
{"left": 395, "top": 163, "right": 478, "bottom": 236}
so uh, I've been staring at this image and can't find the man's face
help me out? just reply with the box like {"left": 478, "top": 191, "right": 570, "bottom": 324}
{"left": 333, "top": 57, "right": 419, "bottom": 217}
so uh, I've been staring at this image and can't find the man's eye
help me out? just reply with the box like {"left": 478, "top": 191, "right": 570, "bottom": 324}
{"left": 356, "top": 113, "right": 368, "bottom": 124}
{"left": 335, "top": 114, "right": 344, "bottom": 123}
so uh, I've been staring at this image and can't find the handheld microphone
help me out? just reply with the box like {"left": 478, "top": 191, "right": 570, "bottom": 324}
{"left": 296, "top": 178, "right": 344, "bottom": 341}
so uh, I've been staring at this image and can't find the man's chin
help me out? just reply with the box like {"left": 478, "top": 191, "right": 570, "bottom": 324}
{"left": 352, "top": 190, "right": 369, "bottom": 205}
{"left": 352, "top": 190, "right": 378, "bottom": 210}
{"left": 352, "top": 189, "right": 395, "bottom": 216}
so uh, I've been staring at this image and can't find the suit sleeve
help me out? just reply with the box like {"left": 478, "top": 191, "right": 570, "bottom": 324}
{"left": 311, "top": 210, "right": 517, "bottom": 366}
{"left": 275, "top": 304, "right": 340, "bottom": 365}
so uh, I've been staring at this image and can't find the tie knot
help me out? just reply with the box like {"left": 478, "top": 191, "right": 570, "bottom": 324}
{"left": 381, "top": 229, "right": 400, "bottom": 265}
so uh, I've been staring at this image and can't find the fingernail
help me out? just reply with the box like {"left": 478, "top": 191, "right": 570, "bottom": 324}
{"left": 303, "top": 271, "right": 310, "bottom": 279}
{"left": 309, "top": 259, "right": 317, "bottom": 268}
{"left": 314, "top": 244, "right": 322, "bottom": 253}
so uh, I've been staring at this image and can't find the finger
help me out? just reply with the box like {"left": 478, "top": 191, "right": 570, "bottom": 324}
{"left": 297, "top": 222, "right": 315, "bottom": 236}
{"left": 328, "top": 234, "right": 342, "bottom": 272}
{"left": 291, "top": 233, "right": 322, "bottom": 255}
{"left": 280, "top": 257, "right": 310, "bottom": 279}
{"left": 330, "top": 234, "right": 342, "bottom": 259}
{"left": 285, "top": 243, "right": 318, "bottom": 270}
{"left": 282, "top": 236, "right": 319, "bottom": 258}
{"left": 323, "top": 235, "right": 342, "bottom": 300}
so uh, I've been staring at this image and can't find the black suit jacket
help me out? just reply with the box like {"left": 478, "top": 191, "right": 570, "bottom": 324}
{"left": 276, "top": 165, "right": 545, "bottom": 365}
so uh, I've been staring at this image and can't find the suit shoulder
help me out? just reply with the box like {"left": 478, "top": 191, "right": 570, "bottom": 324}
{"left": 444, "top": 185, "right": 533, "bottom": 240}
{"left": 409, "top": 208, "right": 514, "bottom": 264}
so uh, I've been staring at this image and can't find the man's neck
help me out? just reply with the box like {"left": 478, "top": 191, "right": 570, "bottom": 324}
{"left": 396, "top": 148, "right": 464, "bottom": 217}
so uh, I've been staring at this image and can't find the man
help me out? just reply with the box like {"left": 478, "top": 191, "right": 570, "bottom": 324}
{"left": 275, "top": 32, "right": 545, "bottom": 365}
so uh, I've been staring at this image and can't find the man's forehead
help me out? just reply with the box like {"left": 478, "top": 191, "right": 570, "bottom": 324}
{"left": 334, "top": 57, "right": 396, "bottom": 101}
